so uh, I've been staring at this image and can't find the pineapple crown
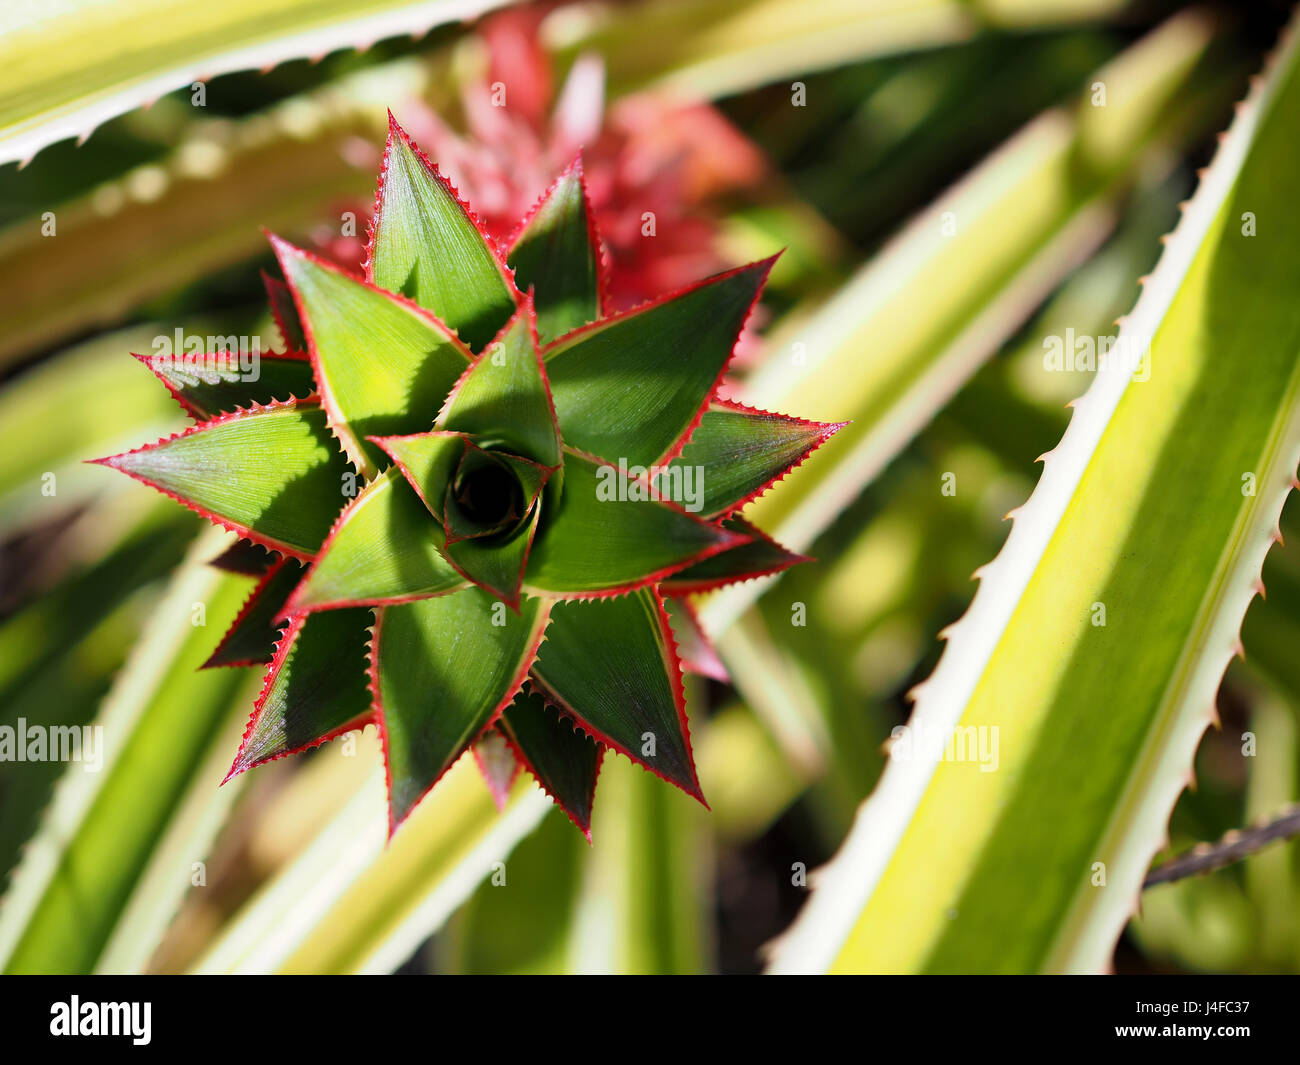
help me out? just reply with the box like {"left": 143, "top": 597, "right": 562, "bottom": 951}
{"left": 92, "top": 114, "right": 843, "bottom": 838}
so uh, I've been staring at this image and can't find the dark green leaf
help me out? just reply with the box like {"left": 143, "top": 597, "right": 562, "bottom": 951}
{"left": 446, "top": 507, "right": 541, "bottom": 609}
{"left": 543, "top": 257, "right": 774, "bottom": 465}
{"left": 203, "top": 557, "right": 303, "bottom": 668}
{"left": 530, "top": 590, "right": 703, "bottom": 803}
{"left": 523, "top": 449, "right": 742, "bottom": 597}
{"left": 272, "top": 236, "right": 471, "bottom": 477}
{"left": 662, "top": 400, "right": 844, "bottom": 519}
{"left": 225, "top": 607, "right": 374, "bottom": 779}
{"left": 439, "top": 303, "right": 562, "bottom": 469}
{"left": 208, "top": 539, "right": 276, "bottom": 576}
{"left": 374, "top": 588, "right": 550, "bottom": 830}
{"left": 500, "top": 690, "right": 603, "bottom": 838}
{"left": 136, "top": 350, "right": 316, "bottom": 421}
{"left": 658, "top": 517, "right": 807, "bottom": 593}
{"left": 371, "top": 429, "right": 466, "bottom": 522}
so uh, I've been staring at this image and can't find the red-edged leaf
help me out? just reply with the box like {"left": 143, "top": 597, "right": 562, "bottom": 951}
{"left": 522, "top": 448, "right": 744, "bottom": 598}
{"left": 203, "top": 557, "right": 303, "bottom": 668}
{"left": 371, "top": 588, "right": 551, "bottom": 833}
{"left": 662, "top": 595, "right": 729, "bottom": 684}
{"left": 367, "top": 113, "right": 518, "bottom": 353}
{"left": 271, "top": 235, "right": 472, "bottom": 477}
{"left": 472, "top": 730, "right": 521, "bottom": 811}
{"left": 658, "top": 516, "right": 808, "bottom": 594}
{"left": 224, "top": 607, "right": 374, "bottom": 781}
{"left": 529, "top": 589, "right": 704, "bottom": 804}
{"left": 662, "top": 400, "right": 846, "bottom": 519}
{"left": 263, "top": 270, "right": 307, "bottom": 353}
{"left": 500, "top": 690, "right": 603, "bottom": 839}
{"left": 437, "top": 300, "right": 562, "bottom": 469}
{"left": 285, "top": 467, "right": 467, "bottom": 615}
{"left": 90, "top": 400, "right": 351, "bottom": 560}
{"left": 506, "top": 155, "right": 604, "bottom": 344}
{"left": 134, "top": 350, "right": 315, "bottom": 421}
{"left": 542, "top": 256, "right": 775, "bottom": 466}
{"left": 370, "top": 429, "right": 466, "bottom": 522}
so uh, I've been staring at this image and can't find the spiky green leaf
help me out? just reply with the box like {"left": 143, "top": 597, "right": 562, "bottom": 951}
{"left": 507, "top": 158, "right": 602, "bottom": 344}
{"left": 286, "top": 468, "right": 466, "bottom": 615}
{"left": 530, "top": 591, "right": 703, "bottom": 803}
{"left": 373, "top": 589, "right": 550, "bottom": 830}
{"left": 543, "top": 258, "right": 774, "bottom": 466}
{"left": 663, "top": 400, "right": 844, "bottom": 519}
{"left": 203, "top": 557, "right": 302, "bottom": 668}
{"left": 226, "top": 608, "right": 373, "bottom": 778}
{"left": 445, "top": 508, "right": 542, "bottom": 610}
{"left": 368, "top": 115, "right": 517, "bottom": 353}
{"left": 500, "top": 691, "right": 603, "bottom": 838}
{"left": 136, "top": 350, "right": 316, "bottom": 421}
{"left": 522, "top": 449, "right": 741, "bottom": 597}
{"left": 438, "top": 303, "right": 562, "bottom": 469}
{"left": 771, "top": 14, "right": 1300, "bottom": 975}
{"left": 660, "top": 517, "right": 806, "bottom": 594}
{"left": 273, "top": 238, "right": 471, "bottom": 477}
{"left": 93, "top": 401, "right": 349, "bottom": 559}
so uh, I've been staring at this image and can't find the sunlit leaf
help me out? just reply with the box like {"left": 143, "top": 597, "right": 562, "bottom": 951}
{"left": 92, "top": 401, "right": 350, "bottom": 559}
{"left": 771, "top": 15, "right": 1300, "bottom": 974}
{"left": 287, "top": 468, "right": 466, "bottom": 614}
{"left": 368, "top": 114, "right": 517, "bottom": 353}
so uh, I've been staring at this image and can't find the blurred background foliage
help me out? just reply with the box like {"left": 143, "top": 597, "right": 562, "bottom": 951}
{"left": 1, "top": 0, "right": 1298, "bottom": 974}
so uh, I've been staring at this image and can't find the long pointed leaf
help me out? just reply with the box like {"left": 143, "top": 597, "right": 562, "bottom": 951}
{"left": 522, "top": 449, "right": 742, "bottom": 597}
{"left": 499, "top": 692, "right": 603, "bottom": 838}
{"left": 0, "top": 0, "right": 511, "bottom": 167}
{"left": 543, "top": 258, "right": 774, "bottom": 466}
{"left": 438, "top": 302, "right": 562, "bottom": 468}
{"left": 367, "top": 113, "right": 517, "bottom": 352}
{"left": 287, "top": 468, "right": 467, "bottom": 614}
{"left": 506, "top": 156, "right": 603, "bottom": 343}
{"left": 92, "top": 400, "right": 351, "bottom": 559}
{"left": 530, "top": 591, "right": 704, "bottom": 804}
{"left": 771, "top": 16, "right": 1300, "bottom": 974}
{"left": 273, "top": 237, "right": 472, "bottom": 477}
{"left": 373, "top": 589, "right": 550, "bottom": 830}
{"left": 225, "top": 608, "right": 374, "bottom": 778}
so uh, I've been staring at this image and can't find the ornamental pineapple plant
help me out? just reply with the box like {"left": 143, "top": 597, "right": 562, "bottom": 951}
{"left": 92, "top": 115, "right": 840, "bottom": 837}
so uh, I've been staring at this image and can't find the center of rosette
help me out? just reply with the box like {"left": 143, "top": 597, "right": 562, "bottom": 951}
{"left": 453, "top": 457, "right": 524, "bottom": 530}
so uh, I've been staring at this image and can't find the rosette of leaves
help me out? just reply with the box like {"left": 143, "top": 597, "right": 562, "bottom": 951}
{"left": 93, "top": 115, "right": 841, "bottom": 838}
